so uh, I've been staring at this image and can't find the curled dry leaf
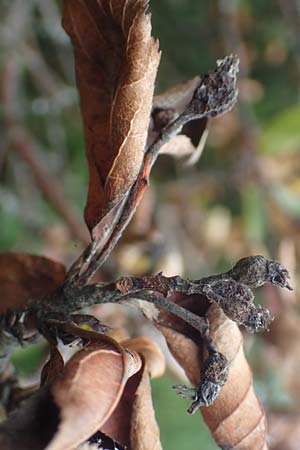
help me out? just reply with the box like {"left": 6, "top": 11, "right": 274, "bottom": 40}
{"left": 101, "top": 359, "right": 162, "bottom": 450}
{"left": 157, "top": 300, "right": 267, "bottom": 450}
{"left": 46, "top": 338, "right": 141, "bottom": 450}
{"left": 40, "top": 346, "right": 65, "bottom": 386}
{"left": 0, "top": 335, "right": 142, "bottom": 450}
{"left": 122, "top": 336, "right": 166, "bottom": 379}
{"left": 129, "top": 360, "right": 162, "bottom": 450}
{"left": 63, "top": 0, "right": 161, "bottom": 237}
{"left": 0, "top": 253, "right": 66, "bottom": 312}
{"left": 203, "top": 305, "right": 267, "bottom": 450}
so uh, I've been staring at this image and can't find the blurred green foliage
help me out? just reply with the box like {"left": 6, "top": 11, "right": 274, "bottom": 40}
{"left": 259, "top": 106, "right": 300, "bottom": 155}
{"left": 12, "top": 340, "right": 48, "bottom": 377}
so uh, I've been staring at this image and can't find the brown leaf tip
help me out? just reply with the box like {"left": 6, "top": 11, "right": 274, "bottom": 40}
{"left": 188, "top": 55, "right": 239, "bottom": 118}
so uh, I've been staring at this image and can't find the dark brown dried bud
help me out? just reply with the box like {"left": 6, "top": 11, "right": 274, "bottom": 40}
{"left": 228, "top": 255, "right": 292, "bottom": 290}
{"left": 203, "top": 278, "right": 254, "bottom": 304}
{"left": 241, "top": 304, "right": 273, "bottom": 334}
{"left": 203, "top": 279, "right": 273, "bottom": 332}
{"left": 173, "top": 351, "right": 228, "bottom": 414}
{"left": 187, "top": 55, "right": 239, "bottom": 118}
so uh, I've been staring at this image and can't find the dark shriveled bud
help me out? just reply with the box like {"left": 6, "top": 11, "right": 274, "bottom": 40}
{"left": 188, "top": 380, "right": 221, "bottom": 413}
{"left": 186, "top": 55, "right": 239, "bottom": 119}
{"left": 203, "top": 279, "right": 273, "bottom": 333}
{"left": 173, "top": 351, "right": 228, "bottom": 414}
{"left": 228, "top": 255, "right": 292, "bottom": 290}
{"left": 242, "top": 304, "right": 272, "bottom": 334}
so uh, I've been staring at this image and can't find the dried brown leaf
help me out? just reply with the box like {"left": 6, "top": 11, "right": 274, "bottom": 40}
{"left": 122, "top": 336, "right": 166, "bottom": 379}
{"left": 0, "top": 336, "right": 143, "bottom": 450}
{"left": 46, "top": 339, "right": 141, "bottom": 450}
{"left": 101, "top": 359, "right": 162, "bottom": 450}
{"left": 40, "top": 346, "right": 65, "bottom": 386}
{"left": 130, "top": 361, "right": 162, "bottom": 450}
{"left": 158, "top": 302, "right": 267, "bottom": 450}
{"left": 63, "top": 0, "right": 161, "bottom": 236}
{"left": 0, "top": 253, "right": 66, "bottom": 312}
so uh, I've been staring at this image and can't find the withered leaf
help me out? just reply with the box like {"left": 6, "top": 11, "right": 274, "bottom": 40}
{"left": 64, "top": 56, "right": 239, "bottom": 286}
{"left": 0, "top": 253, "right": 66, "bottom": 312}
{"left": 130, "top": 360, "right": 162, "bottom": 450}
{"left": 99, "top": 336, "right": 165, "bottom": 449}
{"left": 158, "top": 302, "right": 267, "bottom": 450}
{"left": 46, "top": 338, "right": 141, "bottom": 450}
{"left": 122, "top": 336, "right": 166, "bottom": 379}
{"left": 40, "top": 346, "right": 65, "bottom": 386}
{"left": 63, "top": 0, "right": 161, "bottom": 238}
{"left": 101, "top": 358, "right": 163, "bottom": 450}
{"left": 0, "top": 335, "right": 142, "bottom": 450}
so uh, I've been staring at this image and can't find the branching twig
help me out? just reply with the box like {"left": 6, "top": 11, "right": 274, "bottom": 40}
{"left": 0, "top": 255, "right": 291, "bottom": 411}
{"left": 66, "top": 56, "right": 240, "bottom": 287}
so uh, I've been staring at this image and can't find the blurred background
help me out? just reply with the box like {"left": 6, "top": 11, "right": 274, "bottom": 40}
{"left": 1, "top": 0, "right": 300, "bottom": 448}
